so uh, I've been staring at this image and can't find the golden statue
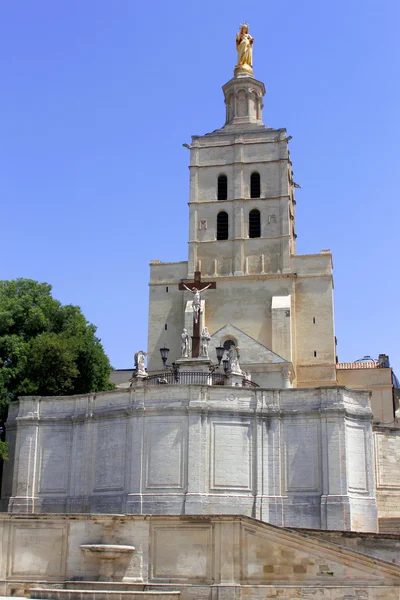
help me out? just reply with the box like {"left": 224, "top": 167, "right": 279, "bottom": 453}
{"left": 235, "top": 23, "right": 254, "bottom": 75}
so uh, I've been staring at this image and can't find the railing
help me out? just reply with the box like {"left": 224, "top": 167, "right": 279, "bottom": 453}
{"left": 337, "top": 362, "right": 378, "bottom": 370}
{"left": 242, "top": 378, "right": 259, "bottom": 387}
{"left": 144, "top": 371, "right": 227, "bottom": 386}
{"left": 143, "top": 371, "right": 259, "bottom": 387}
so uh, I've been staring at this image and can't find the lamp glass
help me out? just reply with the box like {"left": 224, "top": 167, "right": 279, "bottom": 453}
{"left": 160, "top": 346, "right": 170, "bottom": 365}
{"left": 215, "top": 346, "right": 225, "bottom": 364}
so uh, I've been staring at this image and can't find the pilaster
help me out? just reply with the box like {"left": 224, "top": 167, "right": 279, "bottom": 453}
{"left": 8, "top": 397, "right": 41, "bottom": 514}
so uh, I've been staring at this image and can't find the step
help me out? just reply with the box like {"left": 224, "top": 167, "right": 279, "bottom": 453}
{"left": 63, "top": 583, "right": 180, "bottom": 592}
{"left": 379, "top": 518, "right": 400, "bottom": 534}
{"left": 65, "top": 584, "right": 146, "bottom": 591}
{"left": 30, "top": 589, "right": 180, "bottom": 600}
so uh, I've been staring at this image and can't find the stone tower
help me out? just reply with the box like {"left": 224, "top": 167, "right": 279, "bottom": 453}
{"left": 147, "top": 32, "right": 337, "bottom": 388}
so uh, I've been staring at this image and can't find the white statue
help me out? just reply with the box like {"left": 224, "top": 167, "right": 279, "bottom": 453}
{"left": 181, "top": 284, "right": 212, "bottom": 324}
{"left": 134, "top": 350, "right": 147, "bottom": 377}
{"left": 227, "top": 345, "right": 242, "bottom": 375}
{"left": 181, "top": 328, "right": 190, "bottom": 358}
{"left": 200, "top": 327, "right": 211, "bottom": 358}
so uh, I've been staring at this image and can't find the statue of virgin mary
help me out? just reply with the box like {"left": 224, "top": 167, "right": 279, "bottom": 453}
{"left": 236, "top": 24, "right": 254, "bottom": 69}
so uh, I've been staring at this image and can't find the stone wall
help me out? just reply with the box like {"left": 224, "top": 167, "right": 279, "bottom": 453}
{"left": 0, "top": 514, "right": 399, "bottom": 599}
{"left": 297, "top": 528, "right": 400, "bottom": 566}
{"left": 374, "top": 427, "right": 400, "bottom": 518}
{"left": 1, "top": 386, "right": 378, "bottom": 532}
{"left": 337, "top": 367, "right": 395, "bottom": 425}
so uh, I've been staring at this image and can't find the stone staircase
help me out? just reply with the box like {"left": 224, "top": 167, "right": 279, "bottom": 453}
{"left": 30, "top": 584, "right": 180, "bottom": 600}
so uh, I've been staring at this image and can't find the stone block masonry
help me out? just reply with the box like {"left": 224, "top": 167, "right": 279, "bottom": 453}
{"left": 1, "top": 385, "right": 378, "bottom": 532}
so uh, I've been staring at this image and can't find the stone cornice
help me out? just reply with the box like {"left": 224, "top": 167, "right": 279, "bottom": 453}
{"left": 192, "top": 129, "right": 287, "bottom": 146}
{"left": 188, "top": 195, "right": 290, "bottom": 205}
{"left": 188, "top": 234, "right": 291, "bottom": 244}
{"left": 149, "top": 272, "right": 297, "bottom": 286}
{"left": 190, "top": 158, "right": 288, "bottom": 169}
{"left": 16, "top": 395, "right": 372, "bottom": 422}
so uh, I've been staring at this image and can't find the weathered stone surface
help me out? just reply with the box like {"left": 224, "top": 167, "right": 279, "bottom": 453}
{"left": 374, "top": 427, "right": 400, "bottom": 519}
{"left": 0, "top": 515, "right": 399, "bottom": 599}
{"left": 2, "top": 386, "right": 378, "bottom": 532}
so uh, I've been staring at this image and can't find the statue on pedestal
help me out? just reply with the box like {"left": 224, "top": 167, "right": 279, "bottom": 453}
{"left": 134, "top": 350, "right": 147, "bottom": 378}
{"left": 181, "top": 328, "right": 191, "bottom": 358}
{"left": 236, "top": 24, "right": 254, "bottom": 72}
{"left": 227, "top": 345, "right": 242, "bottom": 375}
{"left": 200, "top": 327, "right": 211, "bottom": 358}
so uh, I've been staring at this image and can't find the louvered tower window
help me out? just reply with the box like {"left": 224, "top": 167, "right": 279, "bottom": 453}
{"left": 249, "top": 209, "right": 261, "bottom": 238}
{"left": 217, "top": 211, "right": 229, "bottom": 240}
{"left": 250, "top": 172, "right": 261, "bottom": 198}
{"left": 217, "top": 174, "right": 228, "bottom": 200}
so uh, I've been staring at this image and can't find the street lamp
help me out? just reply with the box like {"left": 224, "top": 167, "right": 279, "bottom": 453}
{"left": 209, "top": 346, "right": 228, "bottom": 374}
{"left": 215, "top": 346, "right": 225, "bottom": 364}
{"left": 160, "top": 345, "right": 170, "bottom": 367}
{"left": 159, "top": 346, "right": 179, "bottom": 382}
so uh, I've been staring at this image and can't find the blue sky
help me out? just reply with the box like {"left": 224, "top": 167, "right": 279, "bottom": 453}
{"left": 1, "top": 1, "right": 399, "bottom": 371}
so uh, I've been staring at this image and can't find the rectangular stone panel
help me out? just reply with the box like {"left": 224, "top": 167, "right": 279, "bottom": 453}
{"left": 347, "top": 424, "right": 368, "bottom": 493}
{"left": 210, "top": 421, "right": 252, "bottom": 491}
{"left": 283, "top": 420, "right": 320, "bottom": 493}
{"left": 145, "top": 418, "right": 186, "bottom": 490}
{"left": 93, "top": 421, "right": 126, "bottom": 492}
{"left": 38, "top": 427, "right": 71, "bottom": 494}
{"left": 375, "top": 432, "right": 400, "bottom": 489}
{"left": 15, "top": 426, "right": 38, "bottom": 497}
{"left": 8, "top": 523, "right": 66, "bottom": 578}
{"left": 150, "top": 524, "right": 212, "bottom": 581}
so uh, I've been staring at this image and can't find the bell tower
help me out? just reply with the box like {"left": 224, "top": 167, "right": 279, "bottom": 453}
{"left": 187, "top": 26, "right": 296, "bottom": 280}
{"left": 147, "top": 25, "right": 336, "bottom": 388}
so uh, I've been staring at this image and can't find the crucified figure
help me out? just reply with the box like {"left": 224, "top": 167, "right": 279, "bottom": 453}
{"left": 182, "top": 283, "right": 212, "bottom": 324}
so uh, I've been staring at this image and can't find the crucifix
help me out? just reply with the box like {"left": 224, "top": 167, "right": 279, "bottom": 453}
{"left": 179, "top": 271, "right": 217, "bottom": 358}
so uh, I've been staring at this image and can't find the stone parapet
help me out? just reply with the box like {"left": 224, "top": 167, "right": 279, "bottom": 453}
{"left": 1, "top": 387, "right": 377, "bottom": 532}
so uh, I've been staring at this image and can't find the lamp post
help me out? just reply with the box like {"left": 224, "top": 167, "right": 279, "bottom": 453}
{"left": 209, "top": 346, "right": 226, "bottom": 373}
{"left": 215, "top": 345, "right": 225, "bottom": 364}
{"left": 159, "top": 346, "right": 179, "bottom": 382}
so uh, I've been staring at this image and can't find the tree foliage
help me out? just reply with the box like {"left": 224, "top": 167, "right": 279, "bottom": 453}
{"left": 0, "top": 279, "right": 114, "bottom": 457}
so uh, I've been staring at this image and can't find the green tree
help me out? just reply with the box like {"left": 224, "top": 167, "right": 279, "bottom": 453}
{"left": 0, "top": 279, "right": 114, "bottom": 458}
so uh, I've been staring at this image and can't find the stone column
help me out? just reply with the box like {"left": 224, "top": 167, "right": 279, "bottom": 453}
{"left": 8, "top": 397, "right": 41, "bottom": 514}
{"left": 282, "top": 366, "right": 292, "bottom": 389}
{"left": 185, "top": 387, "right": 206, "bottom": 513}
{"left": 320, "top": 389, "right": 351, "bottom": 530}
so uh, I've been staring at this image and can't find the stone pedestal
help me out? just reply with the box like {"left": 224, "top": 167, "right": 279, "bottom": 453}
{"left": 175, "top": 357, "right": 212, "bottom": 373}
{"left": 227, "top": 372, "right": 244, "bottom": 387}
{"left": 129, "top": 372, "right": 148, "bottom": 388}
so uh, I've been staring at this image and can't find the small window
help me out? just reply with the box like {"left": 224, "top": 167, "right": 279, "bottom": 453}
{"left": 217, "top": 211, "right": 229, "bottom": 240}
{"left": 165, "top": 324, "right": 168, "bottom": 330}
{"left": 313, "top": 317, "right": 316, "bottom": 324}
{"left": 249, "top": 209, "right": 261, "bottom": 238}
{"left": 250, "top": 172, "right": 261, "bottom": 198}
{"left": 314, "top": 351, "right": 317, "bottom": 358}
{"left": 166, "top": 286, "right": 169, "bottom": 293}
{"left": 217, "top": 174, "right": 228, "bottom": 200}
{"left": 223, "top": 339, "right": 236, "bottom": 351}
